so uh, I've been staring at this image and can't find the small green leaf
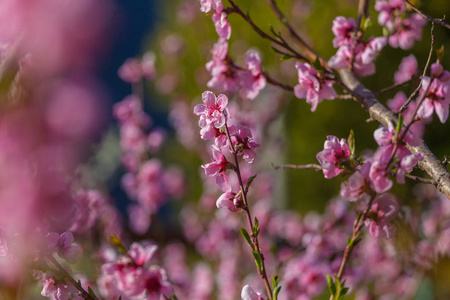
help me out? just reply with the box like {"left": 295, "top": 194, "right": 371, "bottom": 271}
{"left": 326, "top": 275, "right": 336, "bottom": 296}
{"left": 341, "top": 287, "right": 349, "bottom": 296}
{"left": 347, "top": 129, "right": 355, "bottom": 159}
{"left": 88, "top": 286, "right": 96, "bottom": 298}
{"left": 271, "top": 275, "right": 279, "bottom": 288}
{"left": 245, "top": 174, "right": 257, "bottom": 192}
{"left": 281, "top": 54, "right": 292, "bottom": 61}
{"left": 110, "top": 234, "right": 127, "bottom": 254}
{"left": 252, "top": 251, "right": 262, "bottom": 271}
{"left": 382, "top": 27, "right": 390, "bottom": 36}
{"left": 253, "top": 217, "right": 260, "bottom": 236}
{"left": 118, "top": 296, "right": 122, "bottom": 300}
{"left": 395, "top": 115, "right": 403, "bottom": 134}
{"left": 436, "top": 45, "right": 445, "bottom": 61}
{"left": 362, "top": 17, "right": 372, "bottom": 31}
{"left": 273, "top": 286, "right": 282, "bottom": 300}
{"left": 271, "top": 47, "right": 285, "bottom": 55}
{"left": 241, "top": 228, "right": 253, "bottom": 247}
{"left": 313, "top": 57, "right": 324, "bottom": 74}
{"left": 269, "top": 26, "right": 281, "bottom": 38}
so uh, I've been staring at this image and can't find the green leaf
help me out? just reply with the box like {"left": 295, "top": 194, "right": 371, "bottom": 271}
{"left": 395, "top": 115, "right": 403, "bottom": 134}
{"left": 245, "top": 174, "right": 257, "bottom": 192}
{"left": 436, "top": 45, "right": 445, "bottom": 61}
{"left": 241, "top": 228, "right": 253, "bottom": 247}
{"left": 347, "top": 129, "right": 355, "bottom": 159}
{"left": 118, "top": 296, "right": 122, "bottom": 300}
{"left": 326, "top": 275, "right": 336, "bottom": 296}
{"left": 253, "top": 217, "right": 260, "bottom": 236}
{"left": 281, "top": 54, "right": 292, "bottom": 62}
{"left": 110, "top": 234, "right": 127, "bottom": 254}
{"left": 382, "top": 27, "right": 390, "bottom": 37}
{"left": 252, "top": 250, "right": 262, "bottom": 271}
{"left": 269, "top": 26, "right": 281, "bottom": 38}
{"left": 273, "top": 286, "right": 282, "bottom": 300}
{"left": 271, "top": 275, "right": 279, "bottom": 288}
{"left": 88, "top": 286, "right": 96, "bottom": 298}
{"left": 271, "top": 47, "right": 285, "bottom": 55}
{"left": 362, "top": 17, "right": 372, "bottom": 31}
{"left": 313, "top": 57, "right": 324, "bottom": 74}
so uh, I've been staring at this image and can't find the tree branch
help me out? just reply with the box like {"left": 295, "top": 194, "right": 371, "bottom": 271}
{"left": 338, "top": 69, "right": 450, "bottom": 199}
{"left": 403, "top": 0, "right": 450, "bottom": 30}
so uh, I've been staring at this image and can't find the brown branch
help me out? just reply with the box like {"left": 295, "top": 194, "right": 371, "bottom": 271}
{"left": 337, "top": 69, "right": 450, "bottom": 199}
{"left": 404, "top": 173, "right": 436, "bottom": 186}
{"left": 374, "top": 78, "right": 413, "bottom": 96}
{"left": 262, "top": 71, "right": 294, "bottom": 91}
{"left": 404, "top": 0, "right": 450, "bottom": 30}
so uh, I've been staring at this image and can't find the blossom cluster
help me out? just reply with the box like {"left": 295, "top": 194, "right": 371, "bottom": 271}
{"left": 206, "top": 38, "right": 267, "bottom": 100}
{"left": 97, "top": 242, "right": 173, "bottom": 299}
{"left": 194, "top": 91, "right": 260, "bottom": 211}
{"left": 199, "top": 0, "right": 231, "bottom": 39}
{"left": 375, "top": 0, "right": 426, "bottom": 49}
{"left": 328, "top": 16, "right": 387, "bottom": 76}
{"left": 114, "top": 71, "right": 185, "bottom": 234}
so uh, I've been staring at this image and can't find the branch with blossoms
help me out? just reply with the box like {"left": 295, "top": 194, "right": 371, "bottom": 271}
{"left": 193, "top": 91, "right": 279, "bottom": 299}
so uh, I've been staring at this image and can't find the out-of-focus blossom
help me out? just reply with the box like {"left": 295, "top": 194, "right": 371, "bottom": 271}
{"left": 366, "top": 194, "right": 399, "bottom": 239}
{"left": 46, "top": 231, "right": 82, "bottom": 264}
{"left": 374, "top": 0, "right": 406, "bottom": 29}
{"left": 332, "top": 16, "right": 356, "bottom": 48}
{"left": 394, "top": 54, "right": 418, "bottom": 84}
{"left": 396, "top": 153, "right": 424, "bottom": 184}
{"left": 238, "top": 51, "right": 266, "bottom": 100}
{"left": 100, "top": 243, "right": 173, "bottom": 299}
{"left": 387, "top": 92, "right": 426, "bottom": 138}
{"left": 373, "top": 122, "right": 420, "bottom": 165}
{"left": 118, "top": 52, "right": 156, "bottom": 83}
{"left": 294, "top": 62, "right": 336, "bottom": 111}
{"left": 388, "top": 14, "right": 426, "bottom": 50}
{"left": 0, "top": 0, "right": 113, "bottom": 75}
{"left": 316, "top": 136, "right": 351, "bottom": 179}
{"left": 199, "top": 0, "right": 223, "bottom": 13}
{"left": 70, "top": 190, "right": 105, "bottom": 233}
{"left": 341, "top": 161, "right": 372, "bottom": 201}
{"left": 212, "top": 12, "right": 231, "bottom": 40}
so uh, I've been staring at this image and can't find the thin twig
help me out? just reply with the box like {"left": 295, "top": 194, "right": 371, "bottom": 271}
{"left": 349, "top": 0, "right": 369, "bottom": 71}
{"left": 264, "top": 0, "right": 321, "bottom": 62}
{"left": 271, "top": 163, "right": 322, "bottom": 171}
{"left": 263, "top": 71, "right": 294, "bottom": 91}
{"left": 374, "top": 78, "right": 414, "bottom": 96}
{"left": 404, "top": 173, "right": 436, "bottom": 186}
{"left": 399, "top": 23, "right": 435, "bottom": 113}
{"left": 227, "top": 0, "right": 308, "bottom": 62}
{"left": 47, "top": 254, "right": 97, "bottom": 300}
{"left": 403, "top": 0, "right": 450, "bottom": 30}
{"left": 330, "top": 192, "right": 377, "bottom": 300}
{"left": 224, "top": 123, "right": 273, "bottom": 300}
